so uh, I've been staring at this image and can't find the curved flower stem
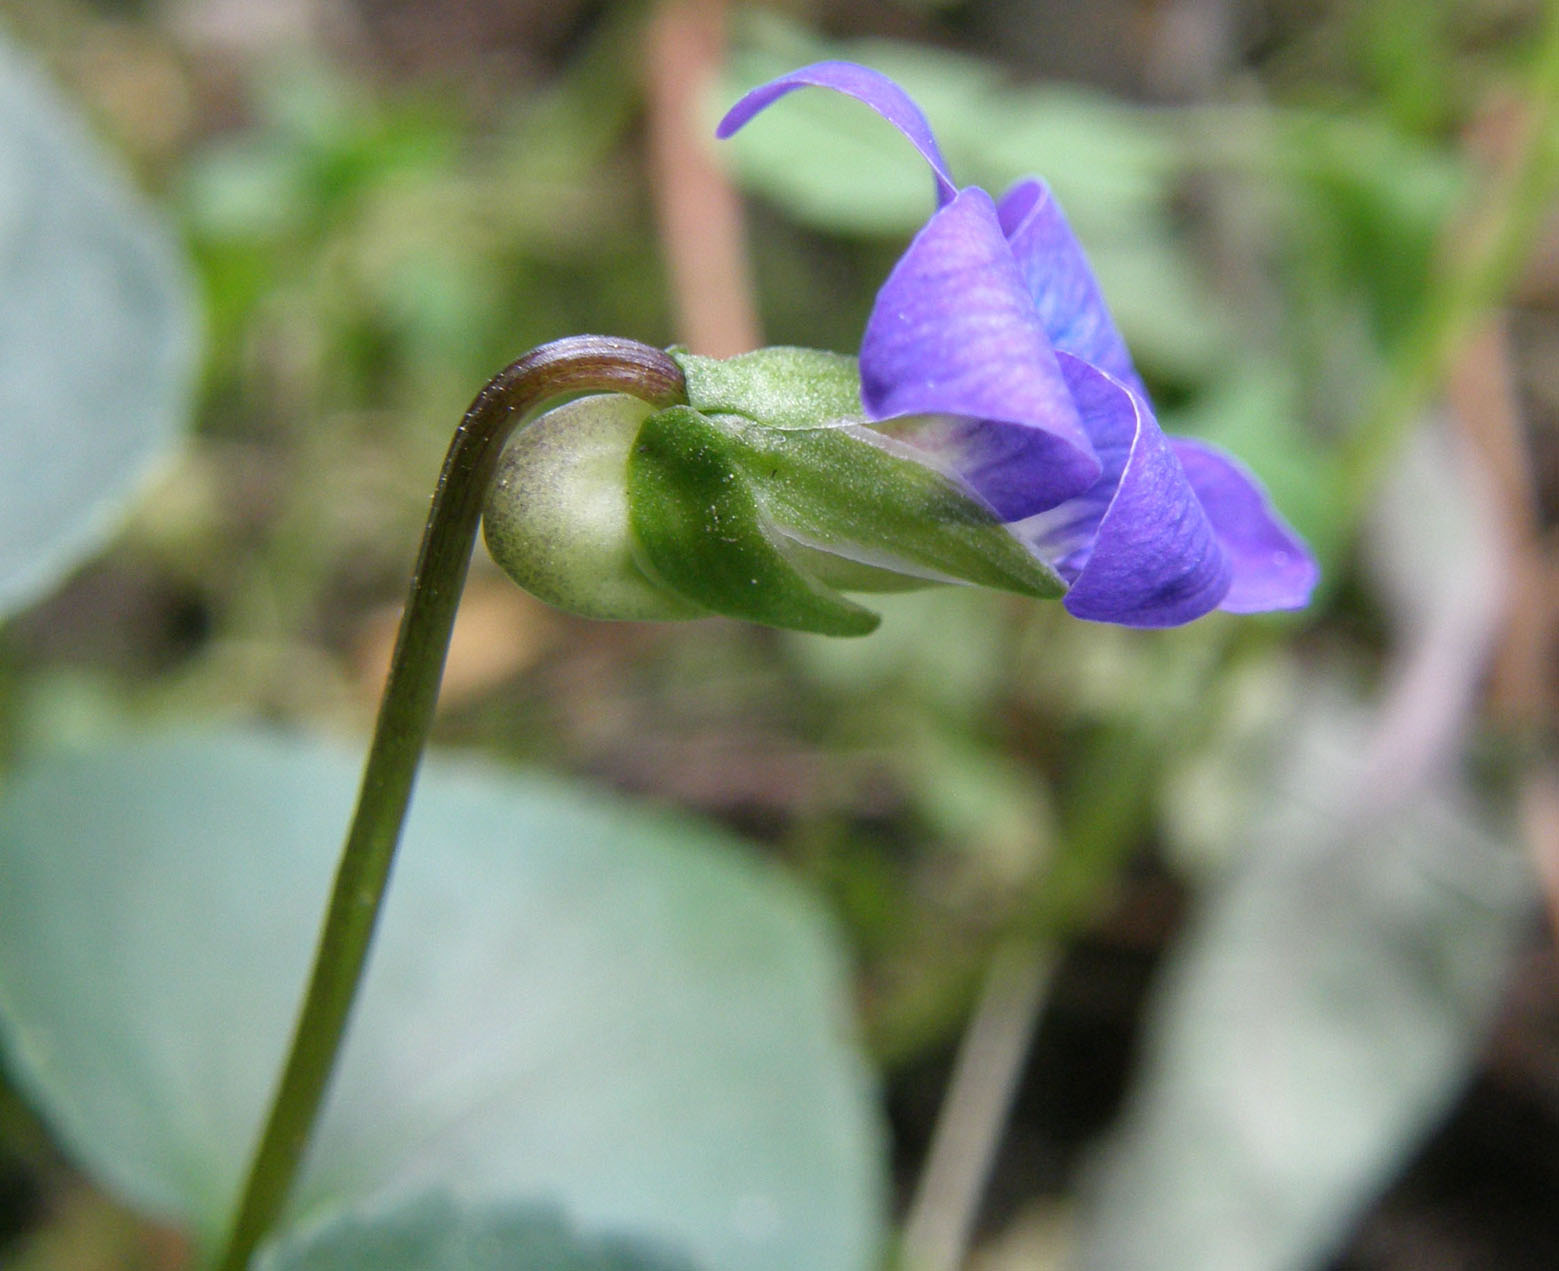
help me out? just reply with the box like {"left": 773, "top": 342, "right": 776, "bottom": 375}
{"left": 211, "top": 336, "right": 687, "bottom": 1271}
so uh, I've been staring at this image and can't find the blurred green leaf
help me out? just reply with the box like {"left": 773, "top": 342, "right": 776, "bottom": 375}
{"left": 968, "top": 85, "right": 1177, "bottom": 238}
{"left": 907, "top": 724, "right": 1053, "bottom": 887}
{"left": 718, "top": 31, "right": 997, "bottom": 236}
{"left": 784, "top": 588, "right": 1017, "bottom": 712}
{"left": 1351, "top": 0, "right": 1459, "bottom": 137}
{"left": 1085, "top": 233, "right": 1228, "bottom": 384}
{"left": 0, "top": 732, "right": 886, "bottom": 1271}
{"left": 0, "top": 32, "right": 198, "bottom": 620}
{"left": 719, "top": 23, "right": 1225, "bottom": 382}
{"left": 721, "top": 22, "right": 1179, "bottom": 237}
{"left": 1284, "top": 111, "right": 1464, "bottom": 348}
{"left": 257, "top": 1193, "right": 696, "bottom": 1271}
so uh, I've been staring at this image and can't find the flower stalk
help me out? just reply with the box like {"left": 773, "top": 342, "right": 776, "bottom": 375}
{"left": 210, "top": 336, "right": 687, "bottom": 1271}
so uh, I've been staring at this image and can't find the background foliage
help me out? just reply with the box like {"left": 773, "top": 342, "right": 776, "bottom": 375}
{"left": 1, "top": 1, "right": 1557, "bottom": 1269}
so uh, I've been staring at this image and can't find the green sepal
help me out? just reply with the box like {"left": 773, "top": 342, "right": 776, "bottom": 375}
{"left": 628, "top": 406, "right": 881, "bottom": 637}
{"left": 674, "top": 347, "right": 863, "bottom": 432}
{"left": 675, "top": 345, "right": 1063, "bottom": 599}
{"left": 728, "top": 422, "right": 1066, "bottom": 599}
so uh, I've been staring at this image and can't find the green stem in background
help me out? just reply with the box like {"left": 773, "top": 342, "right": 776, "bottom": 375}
{"left": 1338, "top": 2, "right": 1559, "bottom": 516}
{"left": 210, "top": 336, "right": 687, "bottom": 1271}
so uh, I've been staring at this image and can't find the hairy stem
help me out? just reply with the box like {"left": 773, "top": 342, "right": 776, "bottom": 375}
{"left": 211, "top": 336, "right": 686, "bottom": 1271}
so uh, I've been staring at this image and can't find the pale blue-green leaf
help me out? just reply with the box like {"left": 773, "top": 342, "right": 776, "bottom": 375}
{"left": 0, "top": 33, "right": 198, "bottom": 620}
{"left": 257, "top": 1193, "right": 696, "bottom": 1271}
{"left": 0, "top": 732, "right": 885, "bottom": 1271}
{"left": 1074, "top": 696, "right": 1534, "bottom": 1271}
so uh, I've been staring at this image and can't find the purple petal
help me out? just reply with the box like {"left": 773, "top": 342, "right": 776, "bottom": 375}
{"left": 862, "top": 188, "right": 1101, "bottom": 519}
{"left": 998, "top": 179, "right": 1146, "bottom": 399}
{"left": 1048, "top": 357, "right": 1232, "bottom": 626}
{"left": 1015, "top": 356, "right": 1139, "bottom": 579}
{"left": 1170, "top": 438, "right": 1318, "bottom": 613}
{"left": 716, "top": 61, "right": 959, "bottom": 207}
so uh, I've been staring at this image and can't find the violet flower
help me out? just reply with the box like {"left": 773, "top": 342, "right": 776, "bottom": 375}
{"left": 719, "top": 61, "right": 1317, "bottom": 626}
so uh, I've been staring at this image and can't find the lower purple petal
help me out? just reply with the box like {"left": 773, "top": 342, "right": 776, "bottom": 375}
{"left": 1013, "top": 352, "right": 1137, "bottom": 576}
{"left": 1054, "top": 358, "right": 1232, "bottom": 626}
{"left": 862, "top": 188, "right": 1101, "bottom": 519}
{"left": 716, "top": 61, "right": 959, "bottom": 207}
{"left": 998, "top": 179, "right": 1146, "bottom": 399}
{"left": 1170, "top": 438, "right": 1319, "bottom": 613}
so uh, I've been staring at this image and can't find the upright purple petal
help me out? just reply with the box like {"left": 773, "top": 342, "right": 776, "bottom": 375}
{"left": 1170, "top": 439, "right": 1318, "bottom": 613}
{"left": 862, "top": 188, "right": 1101, "bottom": 519}
{"left": 1052, "top": 357, "right": 1232, "bottom": 626}
{"left": 998, "top": 179, "right": 1146, "bottom": 399}
{"left": 716, "top": 61, "right": 959, "bottom": 207}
